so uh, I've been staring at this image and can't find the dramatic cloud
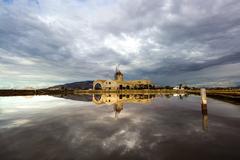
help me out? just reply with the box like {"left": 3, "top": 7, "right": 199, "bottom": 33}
{"left": 0, "top": 0, "right": 240, "bottom": 88}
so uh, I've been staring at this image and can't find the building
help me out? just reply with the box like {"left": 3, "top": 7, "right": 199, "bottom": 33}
{"left": 173, "top": 84, "right": 184, "bottom": 90}
{"left": 93, "top": 68, "right": 153, "bottom": 90}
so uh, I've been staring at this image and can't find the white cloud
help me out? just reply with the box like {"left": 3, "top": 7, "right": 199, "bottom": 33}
{"left": 0, "top": 0, "right": 240, "bottom": 88}
{"left": 104, "top": 33, "right": 142, "bottom": 56}
{"left": 102, "top": 128, "right": 141, "bottom": 153}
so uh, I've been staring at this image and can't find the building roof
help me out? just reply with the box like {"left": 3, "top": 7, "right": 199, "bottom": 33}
{"left": 93, "top": 80, "right": 106, "bottom": 83}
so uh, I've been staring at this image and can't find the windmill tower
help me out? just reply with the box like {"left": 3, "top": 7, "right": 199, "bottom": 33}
{"left": 114, "top": 65, "right": 124, "bottom": 81}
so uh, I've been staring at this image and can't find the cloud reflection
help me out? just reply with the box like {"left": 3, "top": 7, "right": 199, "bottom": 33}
{"left": 0, "top": 95, "right": 239, "bottom": 159}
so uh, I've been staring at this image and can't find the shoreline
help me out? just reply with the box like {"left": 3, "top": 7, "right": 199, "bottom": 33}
{"left": 0, "top": 88, "right": 239, "bottom": 96}
{"left": 0, "top": 89, "right": 187, "bottom": 96}
{"left": 0, "top": 89, "right": 73, "bottom": 96}
{"left": 0, "top": 89, "right": 239, "bottom": 105}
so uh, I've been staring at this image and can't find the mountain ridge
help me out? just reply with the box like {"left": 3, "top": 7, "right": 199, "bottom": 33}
{"left": 48, "top": 81, "right": 93, "bottom": 90}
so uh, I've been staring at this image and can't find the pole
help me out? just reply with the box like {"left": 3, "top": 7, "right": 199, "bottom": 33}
{"left": 201, "top": 88, "right": 207, "bottom": 105}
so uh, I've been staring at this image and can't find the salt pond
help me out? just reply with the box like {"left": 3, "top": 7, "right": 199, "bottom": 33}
{"left": 0, "top": 94, "right": 239, "bottom": 160}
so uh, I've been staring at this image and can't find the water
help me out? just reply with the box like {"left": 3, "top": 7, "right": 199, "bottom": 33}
{"left": 0, "top": 94, "right": 239, "bottom": 160}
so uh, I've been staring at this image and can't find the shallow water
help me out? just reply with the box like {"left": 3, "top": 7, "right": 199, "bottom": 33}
{"left": 0, "top": 94, "right": 239, "bottom": 160}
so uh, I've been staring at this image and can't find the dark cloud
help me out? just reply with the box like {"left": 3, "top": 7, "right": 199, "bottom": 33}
{"left": 140, "top": 52, "right": 240, "bottom": 75}
{"left": 0, "top": 0, "right": 240, "bottom": 88}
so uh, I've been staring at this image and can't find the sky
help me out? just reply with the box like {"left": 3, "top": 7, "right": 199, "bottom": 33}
{"left": 0, "top": 0, "right": 240, "bottom": 89}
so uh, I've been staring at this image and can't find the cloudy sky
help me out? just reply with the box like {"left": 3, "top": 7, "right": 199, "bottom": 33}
{"left": 0, "top": 0, "right": 240, "bottom": 88}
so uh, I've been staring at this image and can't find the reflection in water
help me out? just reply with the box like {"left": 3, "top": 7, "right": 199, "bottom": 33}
{"left": 55, "top": 93, "right": 207, "bottom": 131}
{"left": 57, "top": 93, "right": 189, "bottom": 103}
{"left": 201, "top": 103, "right": 208, "bottom": 131}
{"left": 57, "top": 93, "right": 191, "bottom": 120}
{"left": 93, "top": 93, "right": 156, "bottom": 119}
{"left": 0, "top": 95, "right": 240, "bottom": 160}
{"left": 114, "top": 103, "right": 123, "bottom": 119}
{"left": 92, "top": 93, "right": 209, "bottom": 131}
{"left": 56, "top": 94, "right": 93, "bottom": 102}
{"left": 173, "top": 93, "right": 189, "bottom": 100}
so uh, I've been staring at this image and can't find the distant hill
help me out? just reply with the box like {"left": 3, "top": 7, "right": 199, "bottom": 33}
{"left": 48, "top": 81, "right": 93, "bottom": 90}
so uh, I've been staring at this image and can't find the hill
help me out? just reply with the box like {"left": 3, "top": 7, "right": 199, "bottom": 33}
{"left": 48, "top": 81, "right": 93, "bottom": 90}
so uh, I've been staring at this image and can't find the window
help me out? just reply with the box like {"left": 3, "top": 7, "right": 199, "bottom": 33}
{"left": 119, "top": 85, "right": 123, "bottom": 89}
{"left": 94, "top": 83, "right": 102, "bottom": 90}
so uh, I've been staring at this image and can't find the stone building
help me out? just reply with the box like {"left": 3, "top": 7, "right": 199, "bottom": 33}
{"left": 93, "top": 69, "right": 153, "bottom": 90}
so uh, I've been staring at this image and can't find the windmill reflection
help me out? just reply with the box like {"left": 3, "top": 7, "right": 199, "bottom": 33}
{"left": 92, "top": 93, "right": 156, "bottom": 119}
{"left": 57, "top": 93, "right": 207, "bottom": 130}
{"left": 114, "top": 103, "right": 123, "bottom": 119}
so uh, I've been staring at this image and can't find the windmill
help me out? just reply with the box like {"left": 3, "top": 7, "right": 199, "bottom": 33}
{"left": 115, "top": 64, "right": 120, "bottom": 72}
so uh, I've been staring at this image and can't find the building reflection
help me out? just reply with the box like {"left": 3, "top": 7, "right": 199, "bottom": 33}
{"left": 92, "top": 93, "right": 209, "bottom": 131}
{"left": 166, "top": 93, "right": 189, "bottom": 99}
{"left": 92, "top": 93, "right": 156, "bottom": 119}
{"left": 56, "top": 93, "right": 206, "bottom": 129}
